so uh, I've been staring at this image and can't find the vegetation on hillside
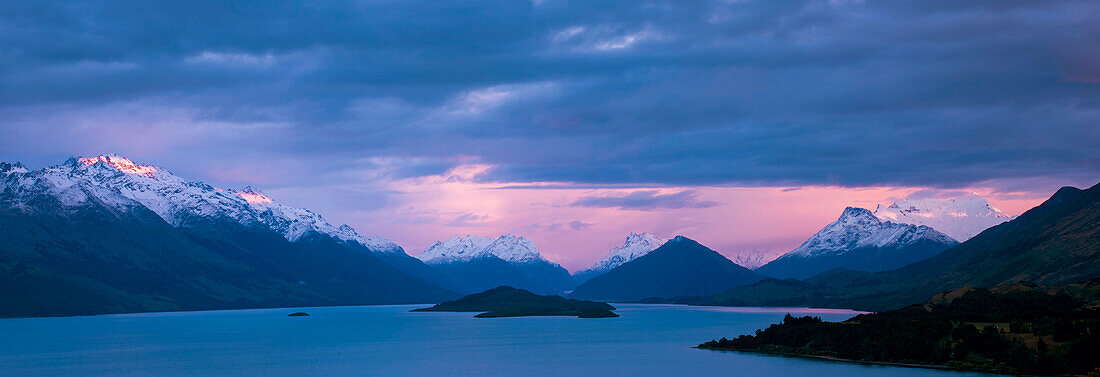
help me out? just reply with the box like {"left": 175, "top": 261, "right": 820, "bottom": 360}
{"left": 700, "top": 284, "right": 1100, "bottom": 375}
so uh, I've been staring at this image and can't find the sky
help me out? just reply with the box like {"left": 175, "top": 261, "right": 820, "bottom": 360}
{"left": 1, "top": 0, "right": 1098, "bottom": 270}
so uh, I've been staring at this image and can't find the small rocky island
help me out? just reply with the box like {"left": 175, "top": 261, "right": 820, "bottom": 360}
{"left": 413, "top": 286, "right": 618, "bottom": 318}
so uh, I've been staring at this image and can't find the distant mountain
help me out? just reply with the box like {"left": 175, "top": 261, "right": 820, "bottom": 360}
{"left": 417, "top": 235, "right": 497, "bottom": 263}
{"left": 0, "top": 155, "right": 457, "bottom": 317}
{"left": 570, "top": 236, "right": 763, "bottom": 300}
{"left": 873, "top": 194, "right": 1014, "bottom": 241}
{"left": 417, "top": 235, "right": 573, "bottom": 294}
{"left": 706, "top": 182, "right": 1100, "bottom": 311}
{"left": 572, "top": 232, "right": 663, "bottom": 284}
{"left": 732, "top": 250, "right": 781, "bottom": 270}
{"left": 755, "top": 207, "right": 958, "bottom": 279}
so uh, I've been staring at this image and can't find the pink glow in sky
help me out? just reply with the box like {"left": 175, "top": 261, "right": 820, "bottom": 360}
{"left": 266, "top": 164, "right": 1048, "bottom": 272}
{"left": 1, "top": 0, "right": 1097, "bottom": 275}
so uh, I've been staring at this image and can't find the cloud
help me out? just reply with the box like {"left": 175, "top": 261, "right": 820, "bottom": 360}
{"left": 572, "top": 190, "right": 719, "bottom": 210}
{"left": 448, "top": 212, "right": 491, "bottom": 226}
{"left": 544, "top": 220, "right": 594, "bottom": 231}
{"left": 905, "top": 189, "right": 974, "bottom": 200}
{"left": 1, "top": 0, "right": 1098, "bottom": 193}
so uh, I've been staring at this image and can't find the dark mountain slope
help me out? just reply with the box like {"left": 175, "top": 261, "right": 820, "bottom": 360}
{"left": 0, "top": 197, "right": 457, "bottom": 317}
{"left": 429, "top": 257, "right": 556, "bottom": 294}
{"left": 570, "top": 236, "right": 763, "bottom": 300}
{"left": 371, "top": 251, "right": 458, "bottom": 292}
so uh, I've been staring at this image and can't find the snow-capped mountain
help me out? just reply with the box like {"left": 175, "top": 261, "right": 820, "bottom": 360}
{"left": 416, "top": 234, "right": 572, "bottom": 293}
{"left": 417, "top": 235, "right": 497, "bottom": 263}
{"left": 732, "top": 250, "right": 782, "bottom": 270}
{"left": 0, "top": 161, "right": 29, "bottom": 175}
{"left": 873, "top": 194, "right": 1015, "bottom": 241}
{"left": 229, "top": 186, "right": 403, "bottom": 254}
{"left": 0, "top": 155, "right": 404, "bottom": 255}
{"left": 483, "top": 234, "right": 552, "bottom": 264}
{"left": 573, "top": 233, "right": 664, "bottom": 283}
{"left": 755, "top": 207, "right": 959, "bottom": 279}
{"left": 785, "top": 207, "right": 955, "bottom": 258}
{"left": 416, "top": 234, "right": 550, "bottom": 265}
{"left": 0, "top": 155, "right": 458, "bottom": 316}
{"left": 570, "top": 236, "right": 764, "bottom": 300}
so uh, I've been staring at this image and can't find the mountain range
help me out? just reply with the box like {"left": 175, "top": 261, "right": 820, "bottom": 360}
{"left": 872, "top": 194, "right": 1015, "bottom": 241}
{"left": 0, "top": 156, "right": 458, "bottom": 317}
{"left": 571, "top": 232, "right": 664, "bottom": 284}
{"left": 570, "top": 236, "right": 764, "bottom": 300}
{"left": 704, "top": 182, "right": 1100, "bottom": 311}
{"left": 416, "top": 234, "right": 573, "bottom": 294}
{"left": 3, "top": 155, "right": 1096, "bottom": 317}
{"left": 755, "top": 207, "right": 959, "bottom": 279}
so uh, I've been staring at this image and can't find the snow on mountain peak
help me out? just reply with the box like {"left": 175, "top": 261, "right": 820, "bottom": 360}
{"left": 484, "top": 234, "right": 548, "bottom": 264}
{"left": 575, "top": 232, "right": 663, "bottom": 275}
{"left": 222, "top": 186, "right": 405, "bottom": 254}
{"left": 732, "top": 250, "right": 781, "bottom": 269}
{"left": 781, "top": 206, "right": 955, "bottom": 259}
{"left": 417, "top": 235, "right": 496, "bottom": 263}
{"left": 77, "top": 155, "right": 159, "bottom": 178}
{"left": 1, "top": 155, "right": 405, "bottom": 255}
{"left": 235, "top": 186, "right": 274, "bottom": 204}
{"left": 0, "top": 162, "right": 28, "bottom": 175}
{"left": 838, "top": 207, "right": 882, "bottom": 225}
{"left": 873, "top": 194, "right": 1014, "bottom": 241}
{"left": 416, "top": 234, "right": 551, "bottom": 265}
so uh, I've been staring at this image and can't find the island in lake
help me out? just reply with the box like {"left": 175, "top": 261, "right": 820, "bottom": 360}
{"left": 413, "top": 286, "right": 619, "bottom": 318}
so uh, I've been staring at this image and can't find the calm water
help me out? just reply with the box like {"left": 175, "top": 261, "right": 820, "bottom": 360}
{"left": 0, "top": 304, "right": 992, "bottom": 377}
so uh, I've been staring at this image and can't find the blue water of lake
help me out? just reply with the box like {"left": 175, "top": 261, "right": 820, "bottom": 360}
{"left": 0, "top": 304, "right": 994, "bottom": 377}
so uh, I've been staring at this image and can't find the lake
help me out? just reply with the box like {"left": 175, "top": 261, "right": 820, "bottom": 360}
{"left": 0, "top": 304, "right": 994, "bottom": 377}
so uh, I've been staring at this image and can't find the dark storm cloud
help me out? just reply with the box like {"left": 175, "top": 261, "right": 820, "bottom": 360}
{"left": 573, "top": 190, "right": 719, "bottom": 210}
{"left": 1, "top": 0, "right": 1098, "bottom": 190}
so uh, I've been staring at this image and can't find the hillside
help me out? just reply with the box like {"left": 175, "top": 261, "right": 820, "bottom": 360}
{"left": 570, "top": 236, "right": 763, "bottom": 300}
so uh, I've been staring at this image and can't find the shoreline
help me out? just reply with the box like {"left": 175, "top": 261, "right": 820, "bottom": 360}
{"left": 695, "top": 346, "right": 1009, "bottom": 375}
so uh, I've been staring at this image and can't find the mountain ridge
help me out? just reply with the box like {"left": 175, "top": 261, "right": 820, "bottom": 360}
{"left": 0, "top": 155, "right": 459, "bottom": 317}
{"left": 570, "top": 236, "right": 763, "bottom": 300}
{"left": 873, "top": 194, "right": 1015, "bottom": 242}
{"left": 755, "top": 207, "right": 958, "bottom": 279}
{"left": 707, "top": 182, "right": 1100, "bottom": 311}
{"left": 416, "top": 234, "right": 573, "bottom": 293}
{"left": 572, "top": 232, "right": 663, "bottom": 284}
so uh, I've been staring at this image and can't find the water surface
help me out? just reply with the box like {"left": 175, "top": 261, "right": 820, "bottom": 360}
{"left": 0, "top": 304, "right": 991, "bottom": 377}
